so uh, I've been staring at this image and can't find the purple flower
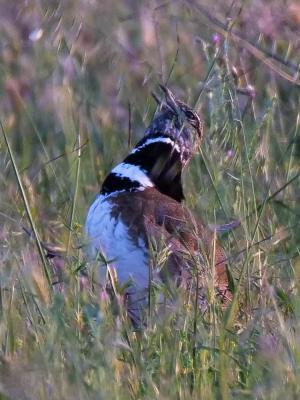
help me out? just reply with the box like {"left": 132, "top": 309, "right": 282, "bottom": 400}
{"left": 99, "top": 290, "right": 109, "bottom": 302}
{"left": 247, "top": 85, "right": 256, "bottom": 99}
{"left": 212, "top": 33, "right": 221, "bottom": 46}
{"left": 226, "top": 149, "right": 235, "bottom": 158}
{"left": 80, "top": 276, "right": 88, "bottom": 291}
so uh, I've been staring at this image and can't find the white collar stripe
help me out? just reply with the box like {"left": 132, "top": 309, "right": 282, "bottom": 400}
{"left": 131, "top": 137, "right": 180, "bottom": 154}
{"left": 112, "top": 163, "right": 154, "bottom": 188}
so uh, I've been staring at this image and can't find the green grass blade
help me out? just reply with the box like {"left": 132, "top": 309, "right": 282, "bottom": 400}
{"left": 0, "top": 120, "right": 52, "bottom": 289}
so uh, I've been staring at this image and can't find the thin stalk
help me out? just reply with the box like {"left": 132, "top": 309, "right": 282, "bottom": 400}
{"left": 286, "top": 113, "right": 299, "bottom": 181}
{"left": 191, "top": 269, "right": 199, "bottom": 393}
{"left": 1, "top": 120, "right": 52, "bottom": 289}
{"left": 17, "top": 92, "right": 66, "bottom": 196}
{"left": 0, "top": 282, "right": 3, "bottom": 321}
{"left": 67, "top": 126, "right": 81, "bottom": 254}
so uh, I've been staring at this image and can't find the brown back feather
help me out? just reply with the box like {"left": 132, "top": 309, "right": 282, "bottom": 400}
{"left": 109, "top": 188, "right": 232, "bottom": 305}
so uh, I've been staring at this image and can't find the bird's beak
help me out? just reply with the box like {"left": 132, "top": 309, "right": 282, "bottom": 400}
{"left": 151, "top": 91, "right": 162, "bottom": 106}
{"left": 159, "top": 84, "right": 179, "bottom": 114}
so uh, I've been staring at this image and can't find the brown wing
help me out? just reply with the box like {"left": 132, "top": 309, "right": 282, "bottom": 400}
{"left": 109, "top": 188, "right": 232, "bottom": 305}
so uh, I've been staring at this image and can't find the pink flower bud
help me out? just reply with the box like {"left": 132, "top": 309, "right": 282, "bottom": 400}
{"left": 212, "top": 33, "right": 221, "bottom": 46}
{"left": 247, "top": 85, "right": 256, "bottom": 99}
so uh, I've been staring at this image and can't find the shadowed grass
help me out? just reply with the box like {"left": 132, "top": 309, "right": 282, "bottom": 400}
{"left": 0, "top": 0, "right": 300, "bottom": 399}
{"left": 0, "top": 120, "right": 52, "bottom": 289}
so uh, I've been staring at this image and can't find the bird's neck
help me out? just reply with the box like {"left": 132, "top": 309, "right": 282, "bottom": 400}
{"left": 101, "top": 134, "right": 185, "bottom": 202}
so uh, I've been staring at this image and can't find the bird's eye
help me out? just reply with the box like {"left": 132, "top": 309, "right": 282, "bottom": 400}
{"left": 185, "top": 110, "right": 196, "bottom": 120}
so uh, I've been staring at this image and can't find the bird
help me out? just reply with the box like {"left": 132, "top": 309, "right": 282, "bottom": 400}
{"left": 85, "top": 85, "right": 232, "bottom": 326}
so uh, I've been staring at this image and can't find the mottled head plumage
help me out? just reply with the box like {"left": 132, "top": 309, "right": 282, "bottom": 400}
{"left": 147, "top": 85, "right": 203, "bottom": 166}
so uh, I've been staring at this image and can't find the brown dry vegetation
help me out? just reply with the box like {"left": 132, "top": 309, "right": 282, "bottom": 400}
{"left": 0, "top": 1, "right": 300, "bottom": 399}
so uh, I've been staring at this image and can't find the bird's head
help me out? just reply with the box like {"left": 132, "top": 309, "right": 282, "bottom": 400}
{"left": 146, "top": 84, "right": 203, "bottom": 167}
{"left": 102, "top": 86, "right": 203, "bottom": 203}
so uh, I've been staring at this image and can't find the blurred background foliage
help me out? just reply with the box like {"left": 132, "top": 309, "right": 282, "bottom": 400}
{"left": 0, "top": 0, "right": 300, "bottom": 399}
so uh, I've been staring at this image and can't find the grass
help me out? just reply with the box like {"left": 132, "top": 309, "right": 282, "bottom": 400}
{"left": 0, "top": 1, "right": 300, "bottom": 399}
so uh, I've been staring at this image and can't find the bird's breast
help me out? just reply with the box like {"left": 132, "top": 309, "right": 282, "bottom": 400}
{"left": 85, "top": 194, "right": 150, "bottom": 292}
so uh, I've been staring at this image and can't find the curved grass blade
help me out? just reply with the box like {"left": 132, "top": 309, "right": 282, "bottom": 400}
{"left": 0, "top": 120, "right": 52, "bottom": 289}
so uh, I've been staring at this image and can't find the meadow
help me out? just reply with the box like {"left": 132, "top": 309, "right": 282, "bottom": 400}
{"left": 0, "top": 1, "right": 300, "bottom": 398}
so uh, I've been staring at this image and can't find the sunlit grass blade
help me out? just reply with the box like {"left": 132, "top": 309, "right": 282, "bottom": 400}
{"left": 0, "top": 120, "right": 52, "bottom": 289}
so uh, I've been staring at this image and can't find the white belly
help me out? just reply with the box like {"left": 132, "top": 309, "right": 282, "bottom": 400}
{"left": 85, "top": 195, "right": 149, "bottom": 293}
